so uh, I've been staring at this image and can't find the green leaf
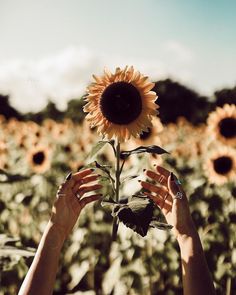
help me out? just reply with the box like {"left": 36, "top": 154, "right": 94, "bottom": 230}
{"left": 0, "top": 169, "right": 29, "bottom": 183}
{"left": 89, "top": 140, "right": 109, "bottom": 158}
{"left": 98, "top": 176, "right": 112, "bottom": 185}
{"left": 0, "top": 234, "right": 19, "bottom": 247}
{"left": 149, "top": 220, "right": 173, "bottom": 230}
{"left": 112, "top": 195, "right": 154, "bottom": 237}
{"left": 0, "top": 246, "right": 35, "bottom": 257}
{"left": 101, "top": 196, "right": 117, "bottom": 210}
{"left": 120, "top": 145, "right": 169, "bottom": 158}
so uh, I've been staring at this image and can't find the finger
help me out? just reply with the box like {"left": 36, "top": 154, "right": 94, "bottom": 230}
{"left": 142, "top": 191, "right": 163, "bottom": 206}
{"left": 142, "top": 186, "right": 172, "bottom": 207}
{"left": 77, "top": 184, "right": 102, "bottom": 197}
{"left": 155, "top": 166, "right": 171, "bottom": 178}
{"left": 72, "top": 176, "right": 100, "bottom": 194}
{"left": 72, "top": 168, "right": 94, "bottom": 181}
{"left": 143, "top": 192, "right": 172, "bottom": 212}
{"left": 146, "top": 170, "right": 168, "bottom": 187}
{"left": 80, "top": 194, "right": 103, "bottom": 208}
{"left": 141, "top": 181, "right": 168, "bottom": 198}
{"left": 81, "top": 174, "right": 100, "bottom": 184}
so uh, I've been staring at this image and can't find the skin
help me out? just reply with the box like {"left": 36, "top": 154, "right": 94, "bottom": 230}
{"left": 18, "top": 168, "right": 102, "bottom": 295}
{"left": 140, "top": 165, "right": 216, "bottom": 295}
{"left": 18, "top": 165, "right": 216, "bottom": 295}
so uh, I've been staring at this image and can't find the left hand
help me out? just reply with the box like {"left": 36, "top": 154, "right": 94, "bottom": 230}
{"left": 140, "top": 166, "right": 194, "bottom": 239}
{"left": 50, "top": 168, "right": 102, "bottom": 239}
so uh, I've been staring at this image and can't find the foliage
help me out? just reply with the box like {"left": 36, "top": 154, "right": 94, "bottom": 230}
{"left": 0, "top": 92, "right": 236, "bottom": 294}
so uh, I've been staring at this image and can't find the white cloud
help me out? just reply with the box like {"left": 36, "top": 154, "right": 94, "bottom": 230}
{"left": 0, "top": 45, "right": 197, "bottom": 113}
{"left": 0, "top": 47, "right": 103, "bottom": 112}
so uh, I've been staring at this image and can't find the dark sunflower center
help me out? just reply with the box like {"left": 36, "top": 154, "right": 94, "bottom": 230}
{"left": 140, "top": 128, "right": 152, "bottom": 140}
{"left": 100, "top": 82, "right": 142, "bottom": 124}
{"left": 33, "top": 151, "right": 45, "bottom": 165}
{"left": 213, "top": 156, "right": 233, "bottom": 175}
{"left": 218, "top": 118, "right": 236, "bottom": 139}
{"left": 64, "top": 145, "right": 71, "bottom": 153}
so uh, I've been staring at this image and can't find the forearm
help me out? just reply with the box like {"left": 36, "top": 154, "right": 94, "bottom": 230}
{"left": 177, "top": 227, "right": 216, "bottom": 295}
{"left": 18, "top": 221, "right": 65, "bottom": 295}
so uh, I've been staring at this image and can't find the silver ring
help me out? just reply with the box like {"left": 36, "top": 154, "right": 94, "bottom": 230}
{"left": 159, "top": 175, "right": 165, "bottom": 184}
{"left": 164, "top": 193, "right": 169, "bottom": 201}
{"left": 175, "top": 179, "right": 182, "bottom": 185}
{"left": 174, "top": 191, "right": 183, "bottom": 199}
{"left": 57, "top": 193, "right": 66, "bottom": 198}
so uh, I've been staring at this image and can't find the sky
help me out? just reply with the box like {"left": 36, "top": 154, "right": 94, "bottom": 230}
{"left": 0, "top": 0, "right": 236, "bottom": 112}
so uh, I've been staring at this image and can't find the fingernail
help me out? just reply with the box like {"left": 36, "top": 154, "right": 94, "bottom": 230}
{"left": 170, "top": 172, "right": 174, "bottom": 181}
{"left": 65, "top": 172, "right": 72, "bottom": 180}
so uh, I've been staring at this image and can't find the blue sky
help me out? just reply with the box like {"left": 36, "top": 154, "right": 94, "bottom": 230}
{"left": 0, "top": 0, "right": 236, "bottom": 111}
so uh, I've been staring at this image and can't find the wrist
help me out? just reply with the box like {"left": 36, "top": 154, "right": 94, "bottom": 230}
{"left": 176, "top": 221, "right": 198, "bottom": 246}
{"left": 44, "top": 221, "right": 66, "bottom": 250}
{"left": 177, "top": 226, "right": 203, "bottom": 259}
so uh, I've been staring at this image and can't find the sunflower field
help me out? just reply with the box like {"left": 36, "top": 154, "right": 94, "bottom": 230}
{"left": 0, "top": 78, "right": 236, "bottom": 295}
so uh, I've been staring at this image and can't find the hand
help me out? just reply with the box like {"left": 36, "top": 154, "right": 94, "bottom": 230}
{"left": 50, "top": 168, "right": 102, "bottom": 239}
{"left": 140, "top": 166, "right": 195, "bottom": 239}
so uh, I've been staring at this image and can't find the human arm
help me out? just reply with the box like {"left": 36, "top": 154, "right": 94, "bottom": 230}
{"left": 18, "top": 169, "right": 102, "bottom": 295}
{"left": 140, "top": 166, "right": 216, "bottom": 295}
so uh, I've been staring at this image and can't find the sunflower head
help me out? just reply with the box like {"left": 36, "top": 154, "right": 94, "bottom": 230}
{"left": 207, "top": 104, "right": 236, "bottom": 146}
{"left": 84, "top": 66, "right": 158, "bottom": 142}
{"left": 213, "top": 156, "right": 233, "bottom": 175}
{"left": 204, "top": 146, "right": 236, "bottom": 185}
{"left": 28, "top": 146, "right": 51, "bottom": 174}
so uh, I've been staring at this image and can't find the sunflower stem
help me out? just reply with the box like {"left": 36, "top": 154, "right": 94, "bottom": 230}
{"left": 115, "top": 141, "right": 120, "bottom": 202}
{"left": 112, "top": 141, "right": 121, "bottom": 240}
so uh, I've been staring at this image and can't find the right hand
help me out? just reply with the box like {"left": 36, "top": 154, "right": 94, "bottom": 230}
{"left": 51, "top": 168, "right": 102, "bottom": 239}
{"left": 140, "top": 166, "right": 195, "bottom": 239}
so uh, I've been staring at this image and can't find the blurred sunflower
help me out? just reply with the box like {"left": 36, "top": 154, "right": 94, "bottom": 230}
{"left": 0, "top": 114, "right": 6, "bottom": 124}
{"left": 207, "top": 104, "right": 236, "bottom": 146}
{"left": 0, "top": 153, "right": 7, "bottom": 170}
{"left": 27, "top": 146, "right": 51, "bottom": 174}
{"left": 69, "top": 159, "right": 85, "bottom": 172}
{"left": 204, "top": 147, "right": 236, "bottom": 185}
{"left": 135, "top": 116, "right": 163, "bottom": 146}
{"left": 84, "top": 66, "right": 158, "bottom": 142}
{"left": 43, "top": 119, "right": 57, "bottom": 132}
{"left": 81, "top": 119, "right": 99, "bottom": 145}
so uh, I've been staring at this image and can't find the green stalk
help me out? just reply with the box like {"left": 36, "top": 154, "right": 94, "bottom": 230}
{"left": 112, "top": 141, "right": 120, "bottom": 241}
{"left": 115, "top": 142, "right": 120, "bottom": 202}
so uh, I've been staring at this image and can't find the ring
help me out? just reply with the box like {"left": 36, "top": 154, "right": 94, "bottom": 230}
{"left": 57, "top": 193, "right": 66, "bottom": 198}
{"left": 174, "top": 179, "right": 182, "bottom": 185}
{"left": 159, "top": 175, "right": 165, "bottom": 184}
{"left": 163, "top": 193, "right": 169, "bottom": 201}
{"left": 174, "top": 191, "right": 183, "bottom": 200}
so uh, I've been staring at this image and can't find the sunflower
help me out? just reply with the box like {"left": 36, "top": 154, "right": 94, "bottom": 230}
{"left": 137, "top": 116, "right": 163, "bottom": 145}
{"left": 0, "top": 153, "right": 7, "bottom": 170}
{"left": 207, "top": 104, "right": 236, "bottom": 146}
{"left": 203, "top": 146, "right": 236, "bottom": 185}
{"left": 83, "top": 66, "right": 158, "bottom": 142}
{"left": 27, "top": 145, "right": 51, "bottom": 174}
{"left": 43, "top": 119, "right": 57, "bottom": 132}
{"left": 0, "top": 115, "right": 6, "bottom": 124}
{"left": 69, "top": 159, "right": 85, "bottom": 172}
